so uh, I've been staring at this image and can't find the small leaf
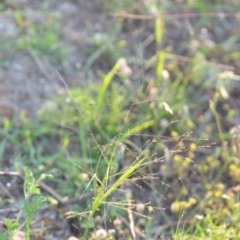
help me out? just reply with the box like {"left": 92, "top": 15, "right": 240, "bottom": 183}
{"left": 3, "top": 218, "right": 19, "bottom": 231}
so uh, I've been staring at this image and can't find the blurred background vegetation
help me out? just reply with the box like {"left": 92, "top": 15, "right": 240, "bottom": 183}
{"left": 1, "top": 0, "right": 240, "bottom": 239}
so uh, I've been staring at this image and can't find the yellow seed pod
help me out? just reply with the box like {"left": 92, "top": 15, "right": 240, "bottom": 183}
{"left": 173, "top": 154, "right": 182, "bottom": 162}
{"left": 188, "top": 197, "right": 197, "bottom": 205}
{"left": 189, "top": 143, "right": 196, "bottom": 152}
{"left": 171, "top": 130, "right": 179, "bottom": 137}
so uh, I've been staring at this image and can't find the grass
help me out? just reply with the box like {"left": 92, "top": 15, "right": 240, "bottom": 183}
{"left": 1, "top": 0, "right": 240, "bottom": 239}
{"left": 1, "top": 4, "right": 64, "bottom": 64}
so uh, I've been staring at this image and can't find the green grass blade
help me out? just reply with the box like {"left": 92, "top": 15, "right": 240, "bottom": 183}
{"left": 97, "top": 58, "right": 125, "bottom": 104}
{"left": 120, "top": 120, "right": 154, "bottom": 141}
{"left": 155, "top": 15, "right": 163, "bottom": 47}
{"left": 155, "top": 14, "right": 165, "bottom": 84}
{"left": 91, "top": 155, "right": 147, "bottom": 215}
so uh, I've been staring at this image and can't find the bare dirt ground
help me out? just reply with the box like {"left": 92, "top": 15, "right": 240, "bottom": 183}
{"left": 0, "top": 0, "right": 114, "bottom": 118}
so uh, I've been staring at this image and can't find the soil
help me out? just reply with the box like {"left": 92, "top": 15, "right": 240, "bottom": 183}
{"left": 0, "top": 0, "right": 114, "bottom": 118}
